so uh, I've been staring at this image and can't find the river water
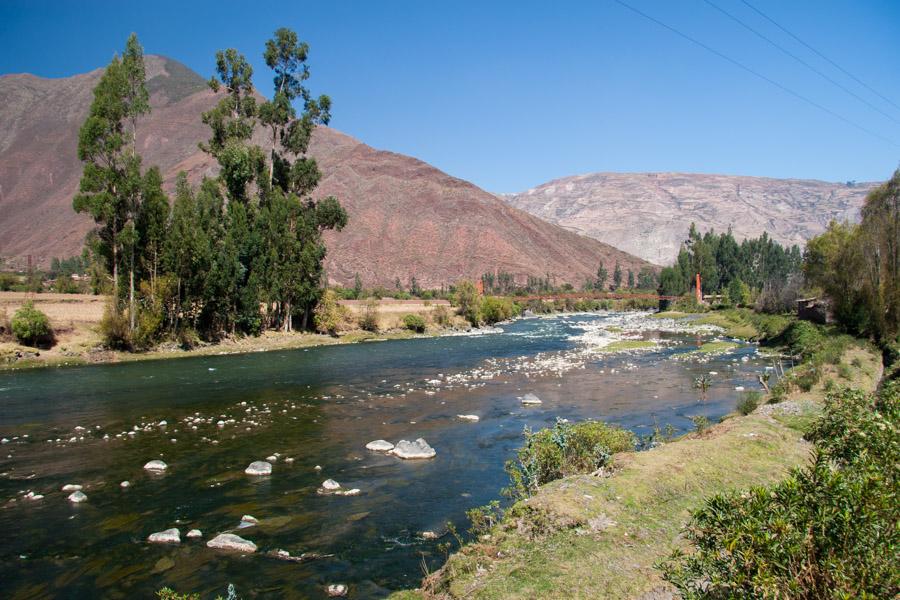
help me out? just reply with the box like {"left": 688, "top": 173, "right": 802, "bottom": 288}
{"left": 0, "top": 312, "right": 768, "bottom": 599}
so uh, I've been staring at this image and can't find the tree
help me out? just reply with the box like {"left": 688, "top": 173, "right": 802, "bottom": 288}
{"left": 613, "top": 262, "right": 623, "bottom": 289}
{"left": 627, "top": 269, "right": 634, "bottom": 288}
{"left": 454, "top": 280, "right": 481, "bottom": 326}
{"left": 352, "top": 273, "right": 363, "bottom": 299}
{"left": 596, "top": 262, "right": 608, "bottom": 290}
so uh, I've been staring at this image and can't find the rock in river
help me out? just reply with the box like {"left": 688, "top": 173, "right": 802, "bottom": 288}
{"left": 207, "top": 533, "right": 257, "bottom": 553}
{"left": 321, "top": 479, "right": 341, "bottom": 491}
{"left": 61, "top": 484, "right": 83, "bottom": 492}
{"left": 148, "top": 528, "right": 181, "bottom": 544}
{"left": 457, "top": 414, "right": 480, "bottom": 422}
{"left": 186, "top": 529, "right": 202, "bottom": 539}
{"left": 143, "top": 460, "right": 168, "bottom": 472}
{"left": 520, "top": 393, "right": 542, "bottom": 405}
{"left": 365, "top": 439, "right": 394, "bottom": 452}
{"left": 390, "top": 438, "right": 436, "bottom": 459}
{"left": 327, "top": 583, "right": 348, "bottom": 597}
{"left": 67, "top": 491, "right": 88, "bottom": 503}
{"left": 244, "top": 461, "right": 272, "bottom": 476}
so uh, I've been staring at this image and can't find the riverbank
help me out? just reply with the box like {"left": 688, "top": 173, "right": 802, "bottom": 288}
{"left": 0, "top": 292, "right": 460, "bottom": 371}
{"left": 393, "top": 335, "right": 884, "bottom": 599}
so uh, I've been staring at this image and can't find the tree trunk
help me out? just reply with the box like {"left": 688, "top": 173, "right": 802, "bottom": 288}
{"left": 129, "top": 251, "right": 135, "bottom": 332}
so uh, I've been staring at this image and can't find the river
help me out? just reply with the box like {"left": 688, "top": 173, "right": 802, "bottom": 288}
{"left": 0, "top": 312, "right": 769, "bottom": 599}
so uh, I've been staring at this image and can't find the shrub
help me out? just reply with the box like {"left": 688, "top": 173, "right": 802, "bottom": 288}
{"left": 99, "top": 301, "right": 131, "bottom": 350}
{"left": 659, "top": 385, "right": 900, "bottom": 599}
{"left": 779, "top": 320, "right": 824, "bottom": 359}
{"left": 0, "top": 272, "right": 18, "bottom": 291}
{"left": 479, "top": 296, "right": 515, "bottom": 325}
{"left": 505, "top": 418, "right": 636, "bottom": 499}
{"left": 0, "top": 308, "right": 11, "bottom": 341}
{"left": 402, "top": 313, "right": 426, "bottom": 333}
{"left": 690, "top": 415, "right": 710, "bottom": 434}
{"left": 358, "top": 297, "right": 380, "bottom": 332}
{"left": 11, "top": 301, "right": 53, "bottom": 347}
{"left": 736, "top": 391, "right": 761, "bottom": 415}
{"left": 432, "top": 305, "right": 451, "bottom": 327}
{"left": 314, "top": 290, "right": 351, "bottom": 336}
{"left": 453, "top": 280, "right": 481, "bottom": 326}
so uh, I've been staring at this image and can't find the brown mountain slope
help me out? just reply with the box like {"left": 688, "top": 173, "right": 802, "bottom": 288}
{"left": 503, "top": 172, "right": 877, "bottom": 264}
{"left": 0, "top": 56, "right": 649, "bottom": 287}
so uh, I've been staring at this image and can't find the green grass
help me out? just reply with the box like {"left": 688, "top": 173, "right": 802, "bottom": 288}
{"left": 602, "top": 340, "right": 656, "bottom": 352}
{"left": 395, "top": 342, "right": 884, "bottom": 600}
{"left": 692, "top": 340, "right": 739, "bottom": 354}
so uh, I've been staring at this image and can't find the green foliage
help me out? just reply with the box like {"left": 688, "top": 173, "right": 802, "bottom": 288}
{"left": 736, "top": 390, "right": 761, "bottom": 415}
{"left": 313, "top": 289, "right": 349, "bottom": 336}
{"left": 690, "top": 415, "right": 710, "bottom": 434}
{"left": 157, "top": 589, "right": 200, "bottom": 600}
{"left": 466, "top": 500, "right": 504, "bottom": 537}
{"left": 432, "top": 305, "right": 452, "bottom": 328}
{"left": 505, "top": 418, "right": 636, "bottom": 499}
{"left": 402, "top": 313, "right": 426, "bottom": 333}
{"left": 479, "top": 296, "right": 516, "bottom": 325}
{"left": 11, "top": 302, "right": 53, "bottom": 347}
{"left": 99, "top": 299, "right": 131, "bottom": 350}
{"left": 803, "top": 170, "right": 899, "bottom": 343}
{"left": 453, "top": 280, "right": 481, "bottom": 326}
{"left": 0, "top": 272, "right": 16, "bottom": 291}
{"left": 659, "top": 384, "right": 900, "bottom": 599}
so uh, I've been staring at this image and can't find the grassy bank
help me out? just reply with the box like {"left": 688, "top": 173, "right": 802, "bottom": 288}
{"left": 393, "top": 331, "right": 883, "bottom": 599}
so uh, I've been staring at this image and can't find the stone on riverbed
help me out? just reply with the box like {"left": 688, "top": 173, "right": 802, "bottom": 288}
{"left": 244, "top": 461, "right": 272, "bottom": 476}
{"left": 520, "top": 393, "right": 542, "bottom": 405}
{"left": 148, "top": 528, "right": 180, "bottom": 544}
{"left": 327, "top": 583, "right": 348, "bottom": 597}
{"left": 457, "top": 414, "right": 480, "bottom": 422}
{"left": 143, "top": 460, "right": 168, "bottom": 472}
{"left": 67, "top": 491, "right": 87, "bottom": 503}
{"left": 238, "top": 515, "right": 258, "bottom": 528}
{"left": 390, "top": 438, "right": 436, "bottom": 459}
{"left": 186, "top": 529, "right": 202, "bottom": 539}
{"left": 207, "top": 533, "right": 257, "bottom": 553}
{"left": 61, "top": 484, "right": 83, "bottom": 492}
{"left": 365, "top": 440, "right": 394, "bottom": 452}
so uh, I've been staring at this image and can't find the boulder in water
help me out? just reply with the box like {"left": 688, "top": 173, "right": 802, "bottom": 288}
{"left": 327, "top": 583, "right": 348, "bottom": 597}
{"left": 61, "top": 484, "right": 82, "bottom": 492}
{"left": 148, "top": 528, "right": 180, "bottom": 544}
{"left": 143, "top": 460, "right": 168, "bottom": 472}
{"left": 365, "top": 439, "right": 394, "bottom": 452}
{"left": 238, "top": 515, "right": 258, "bottom": 528}
{"left": 520, "top": 393, "right": 542, "bottom": 405}
{"left": 67, "top": 490, "right": 87, "bottom": 503}
{"left": 390, "top": 438, "right": 436, "bottom": 459}
{"left": 186, "top": 529, "right": 202, "bottom": 539}
{"left": 244, "top": 461, "right": 272, "bottom": 476}
{"left": 457, "top": 414, "right": 480, "bottom": 422}
{"left": 207, "top": 533, "right": 257, "bottom": 553}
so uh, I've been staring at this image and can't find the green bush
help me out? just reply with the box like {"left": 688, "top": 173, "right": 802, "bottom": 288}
{"left": 736, "top": 391, "right": 761, "bottom": 415}
{"left": 314, "top": 290, "right": 351, "bottom": 336}
{"left": 402, "top": 313, "right": 426, "bottom": 333}
{"left": 479, "top": 296, "right": 516, "bottom": 325}
{"left": 358, "top": 297, "right": 380, "bottom": 332}
{"left": 505, "top": 418, "right": 636, "bottom": 499}
{"left": 780, "top": 320, "right": 825, "bottom": 358}
{"left": 690, "top": 415, "right": 710, "bottom": 434}
{"left": 0, "top": 272, "right": 19, "bottom": 291}
{"left": 432, "top": 305, "right": 451, "bottom": 327}
{"left": 659, "top": 384, "right": 900, "bottom": 599}
{"left": 99, "top": 302, "right": 131, "bottom": 350}
{"left": 11, "top": 301, "right": 53, "bottom": 347}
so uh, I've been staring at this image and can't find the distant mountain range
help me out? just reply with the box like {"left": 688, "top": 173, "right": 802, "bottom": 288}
{"left": 0, "top": 56, "right": 650, "bottom": 287}
{"left": 503, "top": 172, "right": 876, "bottom": 264}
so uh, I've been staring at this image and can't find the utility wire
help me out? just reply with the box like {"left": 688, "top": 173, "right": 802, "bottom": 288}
{"left": 703, "top": 0, "right": 900, "bottom": 126}
{"left": 740, "top": 0, "right": 900, "bottom": 113}
{"left": 611, "top": 0, "right": 898, "bottom": 147}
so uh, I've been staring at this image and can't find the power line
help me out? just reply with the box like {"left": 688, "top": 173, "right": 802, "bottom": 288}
{"left": 703, "top": 0, "right": 900, "bottom": 127}
{"left": 740, "top": 0, "right": 900, "bottom": 113}
{"left": 611, "top": 0, "right": 898, "bottom": 147}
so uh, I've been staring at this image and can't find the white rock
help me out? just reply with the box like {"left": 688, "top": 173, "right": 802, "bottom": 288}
{"left": 61, "top": 484, "right": 83, "bottom": 492}
{"left": 148, "top": 528, "right": 180, "bottom": 544}
{"left": 238, "top": 515, "right": 258, "bottom": 528}
{"left": 158, "top": 420, "right": 168, "bottom": 426}
{"left": 321, "top": 479, "right": 341, "bottom": 491}
{"left": 326, "top": 583, "right": 348, "bottom": 597}
{"left": 335, "top": 488, "right": 361, "bottom": 496}
{"left": 68, "top": 491, "right": 88, "bottom": 503}
{"left": 457, "top": 414, "right": 480, "bottom": 422}
{"left": 244, "top": 460, "right": 272, "bottom": 476}
{"left": 186, "top": 529, "right": 202, "bottom": 539}
{"left": 0, "top": 438, "right": 8, "bottom": 444}
{"left": 217, "top": 420, "right": 225, "bottom": 428}
{"left": 390, "top": 438, "right": 436, "bottom": 459}
{"left": 365, "top": 439, "right": 394, "bottom": 452}
{"left": 284, "top": 457, "right": 294, "bottom": 464}
{"left": 735, "top": 386, "right": 745, "bottom": 391}
{"left": 266, "top": 455, "right": 278, "bottom": 462}
{"left": 207, "top": 533, "right": 257, "bottom": 553}
{"left": 143, "top": 460, "right": 168, "bottom": 472}
{"left": 520, "top": 393, "right": 542, "bottom": 405}
{"left": 421, "top": 530, "right": 439, "bottom": 539}
{"left": 314, "top": 465, "right": 322, "bottom": 471}
{"left": 120, "top": 481, "right": 130, "bottom": 488}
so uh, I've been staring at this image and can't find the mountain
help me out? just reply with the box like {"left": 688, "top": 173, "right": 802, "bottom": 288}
{"left": 503, "top": 172, "right": 877, "bottom": 265}
{"left": 0, "top": 56, "right": 650, "bottom": 286}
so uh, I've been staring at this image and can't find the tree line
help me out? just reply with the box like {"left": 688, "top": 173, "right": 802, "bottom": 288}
{"left": 659, "top": 224, "right": 802, "bottom": 307}
{"left": 73, "top": 30, "right": 346, "bottom": 349}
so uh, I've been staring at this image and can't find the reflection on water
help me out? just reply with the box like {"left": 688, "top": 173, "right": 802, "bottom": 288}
{"left": 0, "top": 313, "right": 767, "bottom": 598}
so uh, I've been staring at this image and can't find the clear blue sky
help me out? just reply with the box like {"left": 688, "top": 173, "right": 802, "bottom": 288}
{"left": 2, "top": 0, "right": 898, "bottom": 192}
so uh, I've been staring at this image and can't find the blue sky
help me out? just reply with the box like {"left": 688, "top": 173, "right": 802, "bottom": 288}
{"left": 2, "top": 0, "right": 898, "bottom": 191}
